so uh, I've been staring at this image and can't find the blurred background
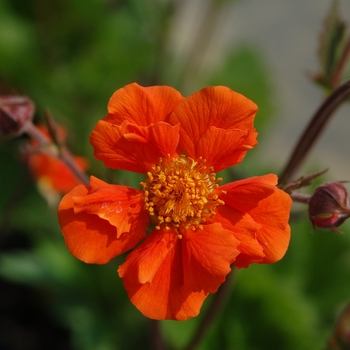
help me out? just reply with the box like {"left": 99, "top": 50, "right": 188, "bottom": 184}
{"left": 0, "top": 0, "right": 350, "bottom": 349}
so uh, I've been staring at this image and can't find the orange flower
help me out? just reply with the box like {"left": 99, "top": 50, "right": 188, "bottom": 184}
{"left": 58, "top": 83, "right": 292, "bottom": 320}
{"left": 27, "top": 124, "right": 88, "bottom": 205}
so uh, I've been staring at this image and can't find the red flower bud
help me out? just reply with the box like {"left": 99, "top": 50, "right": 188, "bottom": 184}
{"left": 308, "top": 182, "right": 350, "bottom": 232}
{"left": 0, "top": 95, "right": 35, "bottom": 136}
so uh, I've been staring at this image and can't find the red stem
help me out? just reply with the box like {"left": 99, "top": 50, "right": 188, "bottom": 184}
{"left": 183, "top": 268, "right": 236, "bottom": 350}
{"left": 290, "top": 192, "right": 311, "bottom": 204}
{"left": 279, "top": 79, "right": 350, "bottom": 185}
{"left": 22, "top": 120, "right": 89, "bottom": 186}
{"left": 151, "top": 320, "right": 167, "bottom": 350}
{"left": 331, "top": 37, "right": 350, "bottom": 88}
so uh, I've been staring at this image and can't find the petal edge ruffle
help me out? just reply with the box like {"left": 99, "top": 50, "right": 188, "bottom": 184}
{"left": 58, "top": 176, "right": 148, "bottom": 264}
{"left": 90, "top": 120, "right": 180, "bottom": 173}
{"left": 219, "top": 174, "right": 292, "bottom": 267}
{"left": 169, "top": 86, "right": 258, "bottom": 169}
{"left": 105, "top": 83, "right": 184, "bottom": 126}
{"left": 118, "top": 224, "right": 240, "bottom": 320}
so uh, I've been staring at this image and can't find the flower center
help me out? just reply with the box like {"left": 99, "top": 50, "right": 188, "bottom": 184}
{"left": 141, "top": 155, "right": 225, "bottom": 234}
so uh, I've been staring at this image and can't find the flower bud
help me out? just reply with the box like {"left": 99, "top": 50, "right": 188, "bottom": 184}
{"left": 308, "top": 182, "right": 350, "bottom": 231}
{"left": 0, "top": 95, "right": 35, "bottom": 136}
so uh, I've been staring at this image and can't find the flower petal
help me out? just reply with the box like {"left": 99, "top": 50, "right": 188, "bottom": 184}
{"left": 90, "top": 120, "right": 180, "bottom": 173}
{"left": 104, "top": 83, "right": 184, "bottom": 126}
{"left": 28, "top": 153, "right": 88, "bottom": 194}
{"left": 220, "top": 174, "right": 292, "bottom": 266}
{"left": 58, "top": 176, "right": 148, "bottom": 264}
{"left": 181, "top": 223, "right": 240, "bottom": 293}
{"left": 118, "top": 229, "right": 207, "bottom": 320}
{"left": 220, "top": 174, "right": 278, "bottom": 212}
{"left": 192, "top": 126, "right": 258, "bottom": 172}
{"left": 247, "top": 189, "right": 292, "bottom": 264}
{"left": 27, "top": 124, "right": 88, "bottom": 196}
{"left": 169, "top": 86, "right": 258, "bottom": 168}
{"left": 215, "top": 205, "right": 266, "bottom": 267}
{"left": 118, "top": 223, "right": 240, "bottom": 320}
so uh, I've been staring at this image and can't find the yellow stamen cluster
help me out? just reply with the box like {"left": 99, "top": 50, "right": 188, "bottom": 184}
{"left": 141, "top": 155, "right": 225, "bottom": 234}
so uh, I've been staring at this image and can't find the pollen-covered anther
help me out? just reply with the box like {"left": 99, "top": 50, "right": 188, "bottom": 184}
{"left": 142, "top": 156, "right": 224, "bottom": 231}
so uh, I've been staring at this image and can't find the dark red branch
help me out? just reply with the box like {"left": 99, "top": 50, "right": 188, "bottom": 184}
{"left": 279, "top": 79, "right": 350, "bottom": 185}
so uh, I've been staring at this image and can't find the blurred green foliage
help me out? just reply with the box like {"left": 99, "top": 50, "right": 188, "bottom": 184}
{"left": 1, "top": 0, "right": 350, "bottom": 349}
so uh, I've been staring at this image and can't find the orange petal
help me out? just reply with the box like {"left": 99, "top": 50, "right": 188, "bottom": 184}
{"left": 51, "top": 155, "right": 88, "bottom": 192}
{"left": 118, "top": 229, "right": 207, "bottom": 320}
{"left": 72, "top": 176, "right": 147, "bottom": 238}
{"left": 119, "top": 228, "right": 175, "bottom": 286}
{"left": 28, "top": 153, "right": 88, "bottom": 194}
{"left": 215, "top": 205, "right": 265, "bottom": 268}
{"left": 118, "top": 224, "right": 240, "bottom": 320}
{"left": 191, "top": 126, "right": 258, "bottom": 172}
{"left": 104, "top": 83, "right": 184, "bottom": 126}
{"left": 169, "top": 86, "right": 258, "bottom": 167}
{"left": 220, "top": 174, "right": 278, "bottom": 212}
{"left": 31, "top": 123, "right": 67, "bottom": 146}
{"left": 58, "top": 176, "right": 148, "bottom": 264}
{"left": 247, "top": 187, "right": 291, "bottom": 264}
{"left": 220, "top": 174, "right": 292, "bottom": 265}
{"left": 181, "top": 223, "right": 240, "bottom": 293}
{"left": 27, "top": 124, "right": 89, "bottom": 196}
{"left": 90, "top": 120, "right": 180, "bottom": 173}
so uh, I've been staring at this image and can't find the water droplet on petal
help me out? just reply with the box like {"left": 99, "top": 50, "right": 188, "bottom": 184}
{"left": 115, "top": 201, "right": 122, "bottom": 214}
